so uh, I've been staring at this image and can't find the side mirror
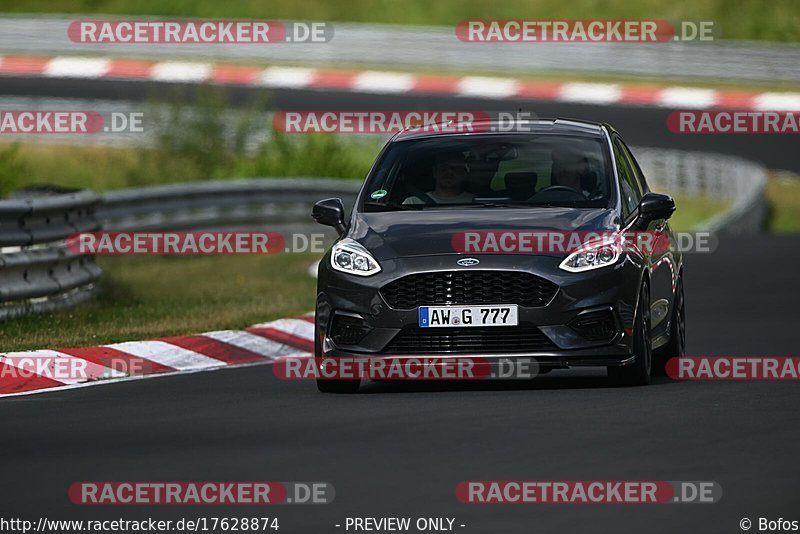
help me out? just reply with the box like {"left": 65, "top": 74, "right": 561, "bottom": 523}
{"left": 636, "top": 192, "right": 675, "bottom": 226}
{"left": 312, "top": 198, "right": 347, "bottom": 236}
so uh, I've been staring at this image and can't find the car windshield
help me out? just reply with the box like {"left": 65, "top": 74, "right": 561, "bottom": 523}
{"left": 361, "top": 134, "right": 613, "bottom": 211}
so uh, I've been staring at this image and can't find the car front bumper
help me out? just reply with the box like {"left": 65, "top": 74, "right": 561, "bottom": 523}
{"left": 315, "top": 252, "right": 644, "bottom": 367}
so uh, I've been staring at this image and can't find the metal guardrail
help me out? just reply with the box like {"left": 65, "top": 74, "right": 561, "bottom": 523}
{"left": 0, "top": 148, "right": 768, "bottom": 319}
{"left": 0, "top": 189, "right": 102, "bottom": 319}
{"left": 632, "top": 147, "right": 768, "bottom": 234}
{"left": 0, "top": 17, "right": 798, "bottom": 83}
{"left": 98, "top": 178, "right": 360, "bottom": 231}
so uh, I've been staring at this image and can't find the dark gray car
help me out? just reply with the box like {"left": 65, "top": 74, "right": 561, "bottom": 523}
{"left": 312, "top": 118, "right": 685, "bottom": 393}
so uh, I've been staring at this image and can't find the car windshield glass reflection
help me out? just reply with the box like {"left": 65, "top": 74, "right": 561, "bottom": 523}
{"left": 363, "top": 134, "right": 612, "bottom": 212}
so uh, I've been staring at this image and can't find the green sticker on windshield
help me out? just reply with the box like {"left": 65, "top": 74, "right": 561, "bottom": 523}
{"left": 370, "top": 189, "right": 388, "bottom": 199}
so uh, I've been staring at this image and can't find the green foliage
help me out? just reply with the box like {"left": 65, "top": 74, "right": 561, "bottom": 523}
{"left": 0, "top": 143, "right": 27, "bottom": 197}
{"left": 139, "top": 85, "right": 379, "bottom": 184}
{"left": 1, "top": 85, "right": 382, "bottom": 194}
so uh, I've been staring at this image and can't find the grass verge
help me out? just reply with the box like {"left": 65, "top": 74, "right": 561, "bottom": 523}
{"left": 0, "top": 137, "right": 382, "bottom": 194}
{"left": 0, "top": 84, "right": 384, "bottom": 195}
{"left": 669, "top": 194, "right": 730, "bottom": 231}
{"left": 1, "top": 252, "right": 320, "bottom": 352}
{"left": 0, "top": 86, "right": 386, "bottom": 196}
{"left": 766, "top": 173, "right": 800, "bottom": 232}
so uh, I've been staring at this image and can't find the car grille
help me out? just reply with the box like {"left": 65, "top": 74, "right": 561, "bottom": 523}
{"left": 380, "top": 270, "right": 558, "bottom": 309}
{"left": 384, "top": 324, "right": 557, "bottom": 354}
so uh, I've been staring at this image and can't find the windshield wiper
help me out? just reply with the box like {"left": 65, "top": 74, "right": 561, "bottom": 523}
{"left": 443, "top": 201, "right": 537, "bottom": 208}
{"left": 525, "top": 202, "right": 578, "bottom": 208}
{"left": 363, "top": 201, "right": 422, "bottom": 211}
{"left": 474, "top": 202, "right": 518, "bottom": 208}
{"left": 414, "top": 202, "right": 526, "bottom": 209}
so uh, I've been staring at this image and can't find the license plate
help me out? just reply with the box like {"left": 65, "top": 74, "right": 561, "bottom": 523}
{"left": 419, "top": 305, "right": 519, "bottom": 328}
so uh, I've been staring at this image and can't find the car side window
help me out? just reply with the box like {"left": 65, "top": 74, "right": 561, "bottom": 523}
{"left": 619, "top": 141, "right": 650, "bottom": 195}
{"left": 613, "top": 138, "right": 641, "bottom": 218}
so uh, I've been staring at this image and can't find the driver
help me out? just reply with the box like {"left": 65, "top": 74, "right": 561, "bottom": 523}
{"left": 403, "top": 151, "right": 475, "bottom": 205}
{"left": 550, "top": 146, "right": 591, "bottom": 197}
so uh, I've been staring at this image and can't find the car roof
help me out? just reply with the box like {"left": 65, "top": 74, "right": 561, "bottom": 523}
{"left": 391, "top": 117, "right": 612, "bottom": 142}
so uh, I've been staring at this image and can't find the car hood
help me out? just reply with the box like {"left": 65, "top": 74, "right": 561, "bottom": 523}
{"left": 349, "top": 207, "right": 620, "bottom": 259}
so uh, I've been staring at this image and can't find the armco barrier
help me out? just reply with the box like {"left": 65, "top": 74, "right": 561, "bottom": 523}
{"left": 98, "top": 178, "right": 360, "bottom": 231}
{"left": 632, "top": 147, "right": 768, "bottom": 234}
{"left": 0, "top": 189, "right": 102, "bottom": 319}
{"left": 0, "top": 148, "right": 768, "bottom": 319}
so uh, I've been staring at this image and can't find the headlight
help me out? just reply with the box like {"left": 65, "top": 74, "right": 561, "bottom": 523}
{"left": 330, "top": 238, "right": 382, "bottom": 276}
{"left": 559, "top": 238, "right": 620, "bottom": 272}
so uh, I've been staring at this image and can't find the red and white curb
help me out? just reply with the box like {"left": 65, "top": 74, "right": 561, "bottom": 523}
{"left": 1, "top": 54, "right": 799, "bottom": 110}
{"left": 0, "top": 315, "right": 314, "bottom": 398}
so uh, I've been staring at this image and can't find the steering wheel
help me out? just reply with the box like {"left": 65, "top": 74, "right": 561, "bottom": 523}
{"left": 405, "top": 183, "right": 437, "bottom": 205}
{"left": 536, "top": 185, "right": 586, "bottom": 200}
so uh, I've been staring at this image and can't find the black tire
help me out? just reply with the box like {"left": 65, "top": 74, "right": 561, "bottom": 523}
{"left": 653, "top": 275, "right": 686, "bottom": 376}
{"left": 607, "top": 281, "right": 652, "bottom": 386}
{"left": 316, "top": 378, "right": 361, "bottom": 393}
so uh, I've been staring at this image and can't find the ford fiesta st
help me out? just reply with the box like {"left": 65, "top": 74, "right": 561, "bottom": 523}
{"left": 312, "top": 118, "right": 685, "bottom": 393}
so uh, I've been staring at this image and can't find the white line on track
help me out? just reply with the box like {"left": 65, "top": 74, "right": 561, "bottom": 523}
{"left": 104, "top": 340, "right": 226, "bottom": 370}
{"left": 753, "top": 92, "right": 800, "bottom": 111}
{"left": 150, "top": 61, "right": 212, "bottom": 82}
{"left": 201, "top": 330, "right": 302, "bottom": 358}
{"left": 1, "top": 349, "right": 125, "bottom": 384}
{"left": 559, "top": 83, "right": 622, "bottom": 105}
{"left": 352, "top": 71, "right": 415, "bottom": 93}
{"left": 258, "top": 66, "right": 316, "bottom": 88}
{"left": 249, "top": 318, "right": 314, "bottom": 340}
{"left": 44, "top": 57, "right": 110, "bottom": 78}
{"left": 457, "top": 76, "right": 520, "bottom": 98}
{"left": 657, "top": 87, "right": 717, "bottom": 109}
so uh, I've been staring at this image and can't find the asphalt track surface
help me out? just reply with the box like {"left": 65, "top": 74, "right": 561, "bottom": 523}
{"left": 2, "top": 77, "right": 798, "bottom": 532}
{"left": 0, "top": 76, "right": 798, "bottom": 172}
{"left": 2, "top": 235, "right": 799, "bottom": 533}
